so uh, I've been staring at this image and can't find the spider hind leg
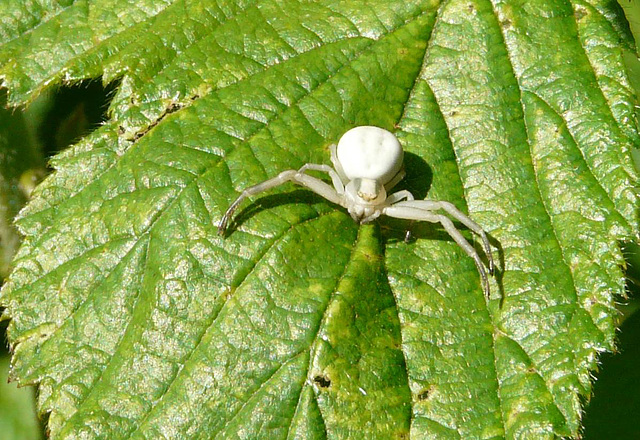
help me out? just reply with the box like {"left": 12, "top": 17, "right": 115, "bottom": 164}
{"left": 382, "top": 203, "right": 493, "bottom": 297}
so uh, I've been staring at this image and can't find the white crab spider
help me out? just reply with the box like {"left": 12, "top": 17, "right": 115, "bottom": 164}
{"left": 218, "top": 126, "right": 495, "bottom": 295}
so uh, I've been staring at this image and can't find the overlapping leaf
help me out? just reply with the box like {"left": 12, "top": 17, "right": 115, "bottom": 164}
{"left": 0, "top": 0, "right": 638, "bottom": 438}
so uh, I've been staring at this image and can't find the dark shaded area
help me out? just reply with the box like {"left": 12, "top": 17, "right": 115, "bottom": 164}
{"left": 0, "top": 318, "right": 7, "bottom": 356}
{"left": 38, "top": 79, "right": 119, "bottom": 158}
{"left": 399, "top": 151, "right": 433, "bottom": 201}
{"left": 313, "top": 374, "right": 331, "bottom": 388}
{"left": 0, "top": 89, "right": 45, "bottom": 279}
{"left": 417, "top": 388, "right": 431, "bottom": 401}
{"left": 582, "top": 299, "right": 640, "bottom": 439}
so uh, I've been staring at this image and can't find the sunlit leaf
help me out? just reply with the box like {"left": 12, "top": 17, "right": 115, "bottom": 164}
{"left": 1, "top": 0, "right": 637, "bottom": 438}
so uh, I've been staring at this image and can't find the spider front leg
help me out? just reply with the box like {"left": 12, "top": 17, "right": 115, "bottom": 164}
{"left": 383, "top": 203, "right": 493, "bottom": 297}
{"left": 218, "top": 164, "right": 344, "bottom": 235}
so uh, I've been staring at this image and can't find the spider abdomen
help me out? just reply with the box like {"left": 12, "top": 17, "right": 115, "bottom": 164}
{"left": 336, "top": 125, "right": 403, "bottom": 184}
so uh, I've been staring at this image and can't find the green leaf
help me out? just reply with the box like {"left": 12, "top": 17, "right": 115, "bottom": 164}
{"left": 618, "top": 0, "right": 640, "bottom": 54}
{"left": 0, "top": 350, "right": 43, "bottom": 440}
{"left": 1, "top": 0, "right": 638, "bottom": 438}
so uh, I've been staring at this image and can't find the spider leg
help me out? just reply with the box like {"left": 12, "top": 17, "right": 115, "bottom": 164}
{"left": 383, "top": 205, "right": 491, "bottom": 297}
{"left": 298, "top": 163, "right": 345, "bottom": 195}
{"left": 385, "top": 190, "right": 415, "bottom": 242}
{"left": 391, "top": 200, "right": 494, "bottom": 274}
{"left": 383, "top": 167, "right": 406, "bottom": 191}
{"left": 360, "top": 210, "right": 382, "bottom": 223}
{"left": 218, "top": 165, "right": 343, "bottom": 235}
{"left": 329, "top": 144, "right": 349, "bottom": 183}
{"left": 385, "top": 190, "right": 414, "bottom": 204}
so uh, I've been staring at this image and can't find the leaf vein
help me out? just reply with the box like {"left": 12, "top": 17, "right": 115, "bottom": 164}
{"left": 56, "top": 232, "right": 152, "bottom": 435}
{"left": 125, "top": 211, "right": 337, "bottom": 438}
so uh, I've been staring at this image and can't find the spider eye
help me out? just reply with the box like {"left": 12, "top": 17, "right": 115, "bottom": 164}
{"left": 336, "top": 126, "right": 403, "bottom": 184}
{"left": 353, "top": 178, "right": 385, "bottom": 203}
